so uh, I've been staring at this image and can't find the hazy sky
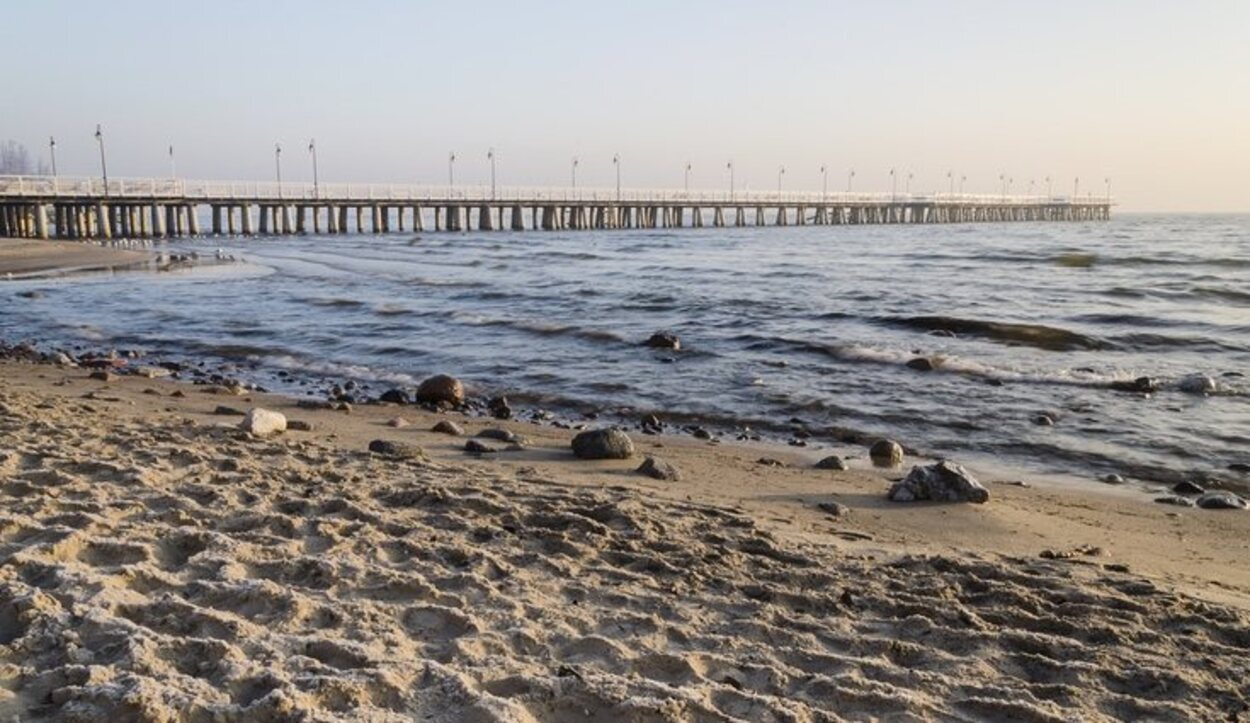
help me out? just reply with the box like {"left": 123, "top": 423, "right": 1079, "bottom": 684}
{"left": 5, "top": 0, "right": 1247, "bottom": 211}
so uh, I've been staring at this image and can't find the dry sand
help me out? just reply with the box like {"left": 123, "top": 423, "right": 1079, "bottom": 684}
{"left": 0, "top": 359, "right": 1247, "bottom": 721}
{"left": 0, "top": 238, "right": 150, "bottom": 277}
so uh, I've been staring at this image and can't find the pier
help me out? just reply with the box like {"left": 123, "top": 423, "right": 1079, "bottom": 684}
{"left": 0, "top": 175, "right": 1111, "bottom": 240}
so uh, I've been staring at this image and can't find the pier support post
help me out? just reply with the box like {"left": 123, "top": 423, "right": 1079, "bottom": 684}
{"left": 212, "top": 206, "right": 222, "bottom": 235}
{"left": 478, "top": 205, "right": 494, "bottom": 231}
{"left": 241, "top": 205, "right": 255, "bottom": 235}
{"left": 296, "top": 206, "right": 307, "bottom": 235}
{"left": 511, "top": 205, "right": 524, "bottom": 231}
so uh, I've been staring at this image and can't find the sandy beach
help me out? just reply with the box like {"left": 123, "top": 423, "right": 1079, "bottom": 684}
{"left": 0, "top": 238, "right": 150, "bottom": 278}
{"left": 0, "top": 346, "right": 1247, "bottom": 720}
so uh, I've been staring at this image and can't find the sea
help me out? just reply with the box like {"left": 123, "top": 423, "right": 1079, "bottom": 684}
{"left": 3, "top": 213, "right": 1248, "bottom": 489}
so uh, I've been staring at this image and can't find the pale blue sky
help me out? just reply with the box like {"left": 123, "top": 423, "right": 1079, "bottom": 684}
{"left": 5, "top": 0, "right": 1247, "bottom": 210}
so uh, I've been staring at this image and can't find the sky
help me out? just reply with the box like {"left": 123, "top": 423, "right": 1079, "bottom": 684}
{"left": 4, "top": 0, "right": 1248, "bottom": 211}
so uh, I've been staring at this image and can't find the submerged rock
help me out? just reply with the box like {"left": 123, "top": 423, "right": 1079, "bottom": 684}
{"left": 1172, "top": 481, "right": 1205, "bottom": 495}
{"left": 644, "top": 331, "right": 681, "bottom": 350}
{"left": 636, "top": 456, "right": 681, "bottom": 481}
{"left": 814, "top": 456, "right": 849, "bottom": 471}
{"left": 905, "top": 357, "right": 936, "bottom": 372}
{"left": 1177, "top": 374, "right": 1218, "bottom": 395}
{"left": 571, "top": 428, "right": 634, "bottom": 460}
{"left": 869, "top": 440, "right": 904, "bottom": 467}
{"left": 1110, "top": 376, "right": 1158, "bottom": 394}
{"left": 1196, "top": 491, "right": 1248, "bottom": 510}
{"left": 240, "top": 408, "right": 286, "bottom": 437}
{"left": 888, "top": 461, "right": 989, "bottom": 504}
{"left": 416, "top": 374, "right": 464, "bottom": 406}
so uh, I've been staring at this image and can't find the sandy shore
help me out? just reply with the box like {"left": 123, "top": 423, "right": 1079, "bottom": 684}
{"left": 0, "top": 238, "right": 150, "bottom": 277}
{"left": 0, "top": 356, "right": 1247, "bottom": 721}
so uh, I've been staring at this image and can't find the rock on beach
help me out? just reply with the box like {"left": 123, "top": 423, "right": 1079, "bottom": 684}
{"left": 636, "top": 456, "right": 681, "bottom": 481}
{"left": 416, "top": 375, "right": 464, "bottom": 406}
{"left": 888, "top": 461, "right": 990, "bottom": 504}
{"left": 240, "top": 408, "right": 286, "bottom": 437}
{"left": 869, "top": 440, "right": 904, "bottom": 467}
{"left": 572, "top": 428, "right": 635, "bottom": 460}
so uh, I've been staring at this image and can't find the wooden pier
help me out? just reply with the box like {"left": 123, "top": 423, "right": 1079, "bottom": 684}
{"left": 0, "top": 175, "right": 1111, "bottom": 240}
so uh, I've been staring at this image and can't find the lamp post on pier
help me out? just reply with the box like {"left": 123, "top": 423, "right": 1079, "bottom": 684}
{"left": 1046, "top": 176, "right": 1053, "bottom": 197}
{"left": 905, "top": 171, "right": 913, "bottom": 196}
{"left": 777, "top": 165, "right": 786, "bottom": 195}
{"left": 890, "top": 168, "right": 897, "bottom": 201}
{"left": 168, "top": 145, "right": 176, "bottom": 180}
{"left": 684, "top": 162, "right": 691, "bottom": 193}
{"left": 1074, "top": 176, "right": 1080, "bottom": 198}
{"left": 727, "top": 161, "right": 735, "bottom": 201}
{"left": 448, "top": 152, "right": 456, "bottom": 194}
{"left": 488, "top": 148, "right": 496, "bottom": 200}
{"left": 1105, "top": 177, "right": 1111, "bottom": 201}
{"left": 820, "top": 164, "right": 828, "bottom": 200}
{"left": 847, "top": 169, "right": 855, "bottom": 192}
{"left": 49, "top": 137, "right": 57, "bottom": 178}
{"left": 960, "top": 175, "right": 966, "bottom": 194}
{"left": 946, "top": 171, "right": 953, "bottom": 195}
{"left": 274, "top": 143, "right": 283, "bottom": 199}
{"left": 613, "top": 154, "right": 621, "bottom": 202}
{"left": 308, "top": 139, "right": 319, "bottom": 199}
{"left": 94, "top": 124, "right": 108, "bottom": 196}
{"left": 571, "top": 156, "right": 579, "bottom": 191}
{"left": 998, "top": 173, "right": 1006, "bottom": 199}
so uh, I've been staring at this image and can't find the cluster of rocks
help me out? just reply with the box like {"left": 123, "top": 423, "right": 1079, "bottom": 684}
{"left": 1155, "top": 480, "right": 1248, "bottom": 510}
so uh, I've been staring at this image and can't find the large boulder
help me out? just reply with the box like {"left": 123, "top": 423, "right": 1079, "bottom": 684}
{"left": 416, "top": 375, "right": 465, "bottom": 406}
{"left": 240, "top": 408, "right": 286, "bottom": 437}
{"left": 571, "top": 428, "right": 635, "bottom": 460}
{"left": 888, "top": 461, "right": 990, "bottom": 504}
{"left": 869, "top": 439, "right": 904, "bottom": 467}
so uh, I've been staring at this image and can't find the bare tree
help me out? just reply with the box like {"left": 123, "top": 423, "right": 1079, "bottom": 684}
{"left": 0, "top": 141, "right": 50, "bottom": 175}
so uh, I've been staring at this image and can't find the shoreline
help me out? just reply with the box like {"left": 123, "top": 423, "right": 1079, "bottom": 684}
{"left": 0, "top": 237, "right": 153, "bottom": 278}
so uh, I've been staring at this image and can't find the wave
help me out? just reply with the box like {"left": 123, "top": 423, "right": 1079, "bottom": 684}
{"left": 881, "top": 315, "right": 1111, "bottom": 351}
{"left": 449, "top": 313, "right": 629, "bottom": 345}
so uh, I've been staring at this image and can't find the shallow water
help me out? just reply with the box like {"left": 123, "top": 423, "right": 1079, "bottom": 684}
{"left": 3, "top": 214, "right": 1248, "bottom": 486}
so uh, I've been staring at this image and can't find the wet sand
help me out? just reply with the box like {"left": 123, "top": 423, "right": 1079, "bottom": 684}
{"left": 0, "top": 238, "right": 150, "bottom": 277}
{"left": 0, "top": 357, "right": 1247, "bottom": 720}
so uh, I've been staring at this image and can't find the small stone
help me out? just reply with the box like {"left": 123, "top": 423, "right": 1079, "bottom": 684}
{"left": 171, "top": 390, "right": 186, "bottom": 398}
{"left": 240, "top": 408, "right": 286, "bottom": 437}
{"left": 213, "top": 405, "right": 244, "bottom": 416}
{"left": 287, "top": 420, "right": 313, "bottom": 432}
{"left": 641, "top": 413, "right": 662, "bottom": 429}
{"left": 756, "top": 457, "right": 784, "bottom": 467}
{"left": 1032, "top": 414, "right": 1055, "bottom": 426}
{"left": 1101, "top": 473, "right": 1126, "bottom": 485}
{"left": 1154, "top": 495, "right": 1194, "bottom": 507}
{"left": 465, "top": 439, "right": 497, "bottom": 455}
{"left": 691, "top": 427, "right": 713, "bottom": 440}
{"left": 905, "top": 357, "right": 935, "bottom": 372}
{"left": 378, "top": 388, "right": 411, "bottom": 404}
{"left": 1172, "top": 481, "right": 1205, "bottom": 495}
{"left": 387, "top": 417, "right": 410, "bottom": 429}
{"left": 636, "top": 456, "right": 681, "bottom": 481}
{"left": 644, "top": 331, "right": 681, "bottom": 350}
{"left": 817, "top": 501, "right": 849, "bottom": 517}
{"left": 88, "top": 371, "right": 114, "bottom": 382}
{"left": 368, "top": 439, "right": 425, "bottom": 460}
{"left": 431, "top": 420, "right": 464, "bottom": 436}
{"left": 415, "top": 374, "right": 465, "bottom": 406}
{"left": 1111, "top": 376, "right": 1158, "bottom": 393}
{"left": 297, "top": 399, "right": 334, "bottom": 410}
{"left": 1195, "top": 491, "right": 1248, "bottom": 510}
{"left": 888, "top": 461, "right": 989, "bottom": 504}
{"left": 869, "top": 440, "right": 904, "bottom": 467}
{"left": 488, "top": 396, "right": 513, "bottom": 420}
{"left": 477, "top": 428, "right": 523, "bottom": 444}
{"left": 814, "top": 456, "right": 849, "bottom": 471}
{"left": 571, "top": 428, "right": 635, "bottom": 460}
{"left": 131, "top": 366, "right": 171, "bottom": 379}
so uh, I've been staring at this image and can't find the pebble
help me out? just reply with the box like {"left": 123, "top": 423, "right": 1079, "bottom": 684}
{"left": 636, "top": 456, "right": 681, "bottom": 481}
{"left": 756, "top": 457, "right": 785, "bottom": 467}
{"left": 691, "top": 427, "right": 713, "bottom": 440}
{"left": 431, "top": 420, "right": 465, "bottom": 436}
{"left": 1101, "top": 473, "right": 1126, "bottom": 485}
{"left": 213, "top": 405, "right": 244, "bottom": 416}
{"left": 1195, "top": 491, "right": 1248, "bottom": 510}
{"left": 387, "top": 417, "right": 410, "bottom": 429}
{"left": 465, "top": 439, "right": 497, "bottom": 455}
{"left": 368, "top": 439, "right": 425, "bottom": 460}
{"left": 816, "top": 501, "right": 850, "bottom": 517}
{"left": 1172, "top": 481, "right": 1205, "bottom": 495}
{"left": 869, "top": 439, "right": 904, "bottom": 467}
{"left": 477, "top": 428, "right": 524, "bottom": 444}
{"left": 814, "top": 456, "right": 849, "bottom": 471}
{"left": 287, "top": 420, "right": 314, "bottom": 432}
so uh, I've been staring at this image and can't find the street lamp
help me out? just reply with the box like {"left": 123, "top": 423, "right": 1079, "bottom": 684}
{"left": 94, "top": 124, "right": 108, "bottom": 196}
{"left": 448, "top": 152, "right": 456, "bottom": 192}
{"left": 890, "top": 168, "right": 897, "bottom": 200}
{"left": 946, "top": 170, "right": 953, "bottom": 195}
{"left": 1046, "top": 176, "right": 1053, "bottom": 197}
{"left": 960, "top": 175, "right": 967, "bottom": 194}
{"left": 1074, "top": 176, "right": 1080, "bottom": 197}
{"left": 1028, "top": 178, "right": 1035, "bottom": 196}
{"left": 275, "top": 143, "right": 283, "bottom": 199}
{"left": 847, "top": 169, "right": 855, "bottom": 192}
{"left": 571, "top": 156, "right": 579, "bottom": 190}
{"left": 777, "top": 165, "right": 785, "bottom": 195}
{"left": 49, "top": 136, "right": 57, "bottom": 177}
{"left": 905, "top": 171, "right": 913, "bottom": 195}
{"left": 727, "top": 160, "right": 734, "bottom": 201}
{"left": 1105, "top": 177, "right": 1111, "bottom": 201}
{"left": 1007, "top": 177, "right": 1014, "bottom": 195}
{"left": 168, "top": 144, "right": 176, "bottom": 179}
{"left": 488, "top": 148, "right": 496, "bottom": 200}
{"left": 308, "top": 139, "right": 319, "bottom": 199}
{"left": 998, "top": 173, "right": 1006, "bottom": 198}
{"left": 613, "top": 153, "right": 620, "bottom": 201}
{"left": 820, "top": 164, "right": 828, "bottom": 199}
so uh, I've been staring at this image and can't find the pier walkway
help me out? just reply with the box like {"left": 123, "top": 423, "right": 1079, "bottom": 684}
{"left": 0, "top": 175, "right": 1111, "bottom": 240}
